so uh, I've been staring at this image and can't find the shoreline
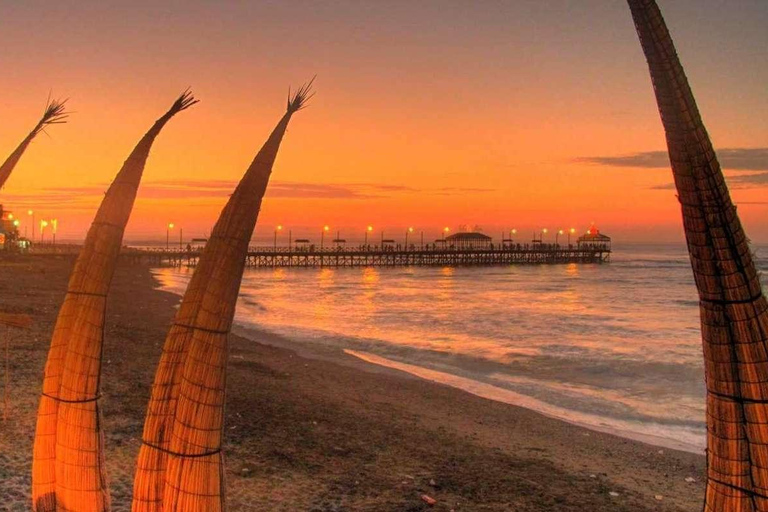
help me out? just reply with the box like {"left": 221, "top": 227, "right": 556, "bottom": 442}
{"left": 230, "top": 320, "right": 703, "bottom": 456}
{"left": 1, "top": 257, "right": 706, "bottom": 511}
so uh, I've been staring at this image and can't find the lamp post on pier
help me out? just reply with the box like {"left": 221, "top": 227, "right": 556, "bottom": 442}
{"left": 556, "top": 229, "right": 563, "bottom": 247}
{"left": 321, "top": 225, "right": 329, "bottom": 250}
{"left": 541, "top": 228, "right": 548, "bottom": 244}
{"left": 405, "top": 227, "right": 414, "bottom": 250}
{"left": 166, "top": 223, "right": 174, "bottom": 250}
{"left": 274, "top": 225, "right": 282, "bottom": 251}
{"left": 28, "top": 210, "right": 34, "bottom": 242}
{"left": 568, "top": 227, "right": 576, "bottom": 247}
{"left": 364, "top": 225, "right": 373, "bottom": 247}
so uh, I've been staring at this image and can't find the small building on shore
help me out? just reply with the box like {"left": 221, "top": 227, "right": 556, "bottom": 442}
{"left": 442, "top": 232, "right": 492, "bottom": 249}
{"left": 577, "top": 225, "right": 611, "bottom": 251}
{"left": 0, "top": 205, "right": 21, "bottom": 249}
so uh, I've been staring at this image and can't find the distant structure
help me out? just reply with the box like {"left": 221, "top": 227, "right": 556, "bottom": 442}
{"left": 0, "top": 204, "right": 22, "bottom": 250}
{"left": 126, "top": 227, "right": 612, "bottom": 268}
{"left": 577, "top": 225, "right": 611, "bottom": 251}
{"left": 442, "top": 232, "right": 492, "bottom": 249}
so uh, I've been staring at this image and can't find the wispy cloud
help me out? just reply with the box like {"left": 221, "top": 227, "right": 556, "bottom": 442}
{"left": 1, "top": 179, "right": 493, "bottom": 207}
{"left": 578, "top": 148, "right": 768, "bottom": 171}
{"left": 648, "top": 183, "right": 676, "bottom": 190}
{"left": 650, "top": 172, "right": 768, "bottom": 191}
{"left": 729, "top": 172, "right": 768, "bottom": 187}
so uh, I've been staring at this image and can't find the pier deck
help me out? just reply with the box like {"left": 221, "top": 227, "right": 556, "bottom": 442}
{"left": 121, "top": 244, "right": 611, "bottom": 268}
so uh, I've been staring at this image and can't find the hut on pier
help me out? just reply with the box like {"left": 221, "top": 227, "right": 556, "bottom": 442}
{"left": 577, "top": 225, "right": 611, "bottom": 251}
{"left": 444, "top": 232, "right": 492, "bottom": 249}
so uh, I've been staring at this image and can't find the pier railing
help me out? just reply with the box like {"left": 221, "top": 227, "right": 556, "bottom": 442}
{"left": 120, "top": 243, "right": 611, "bottom": 268}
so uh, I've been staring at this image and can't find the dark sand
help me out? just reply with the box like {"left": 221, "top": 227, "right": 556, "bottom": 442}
{"left": 0, "top": 256, "right": 705, "bottom": 511}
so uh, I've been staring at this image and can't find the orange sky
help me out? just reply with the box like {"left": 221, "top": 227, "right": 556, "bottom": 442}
{"left": 0, "top": 0, "right": 766, "bottom": 244}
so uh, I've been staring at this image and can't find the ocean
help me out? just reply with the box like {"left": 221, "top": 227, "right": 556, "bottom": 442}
{"left": 152, "top": 243, "right": 768, "bottom": 454}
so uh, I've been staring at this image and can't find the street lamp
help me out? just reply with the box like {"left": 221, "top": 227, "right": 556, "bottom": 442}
{"left": 556, "top": 229, "right": 564, "bottom": 246}
{"left": 568, "top": 227, "right": 576, "bottom": 247}
{"left": 167, "top": 223, "right": 174, "bottom": 250}
{"left": 443, "top": 226, "right": 450, "bottom": 240}
{"left": 541, "top": 228, "right": 548, "bottom": 243}
{"left": 28, "top": 210, "right": 34, "bottom": 242}
{"left": 321, "top": 225, "right": 329, "bottom": 250}
{"left": 274, "top": 225, "right": 283, "bottom": 251}
{"left": 364, "top": 225, "right": 373, "bottom": 247}
{"left": 405, "top": 226, "right": 414, "bottom": 250}
{"left": 40, "top": 220, "right": 49, "bottom": 243}
{"left": 51, "top": 219, "right": 58, "bottom": 246}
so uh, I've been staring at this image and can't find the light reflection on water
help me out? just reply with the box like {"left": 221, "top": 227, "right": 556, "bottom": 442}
{"left": 154, "top": 243, "right": 768, "bottom": 452}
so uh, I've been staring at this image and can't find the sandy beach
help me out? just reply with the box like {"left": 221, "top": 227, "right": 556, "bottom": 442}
{"left": 0, "top": 256, "right": 706, "bottom": 511}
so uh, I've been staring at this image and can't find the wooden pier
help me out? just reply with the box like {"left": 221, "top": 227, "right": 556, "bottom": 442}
{"left": 121, "top": 244, "right": 611, "bottom": 268}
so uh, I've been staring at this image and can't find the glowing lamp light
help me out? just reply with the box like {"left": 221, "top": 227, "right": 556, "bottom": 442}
{"left": 168, "top": 223, "right": 175, "bottom": 229}
{"left": 13, "top": 220, "right": 20, "bottom": 227}
{"left": 367, "top": 225, "right": 373, "bottom": 232}
{"left": 443, "top": 227, "right": 450, "bottom": 233}
{"left": 27, "top": 210, "right": 33, "bottom": 216}
{"left": 323, "top": 225, "right": 330, "bottom": 231}
{"left": 8, "top": 214, "right": 13, "bottom": 220}
{"left": 408, "top": 227, "right": 414, "bottom": 233}
{"left": 276, "top": 225, "right": 283, "bottom": 231}
{"left": 558, "top": 229, "right": 564, "bottom": 235}
{"left": 511, "top": 228, "right": 517, "bottom": 235}
{"left": 542, "top": 228, "right": 548, "bottom": 234}
{"left": 570, "top": 228, "right": 576, "bottom": 234}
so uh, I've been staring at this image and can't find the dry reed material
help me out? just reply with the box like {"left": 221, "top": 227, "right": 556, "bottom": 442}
{"left": 0, "top": 98, "right": 68, "bottom": 191}
{"left": 627, "top": 1, "right": 768, "bottom": 510}
{"left": 32, "top": 91, "right": 197, "bottom": 512}
{"left": 132, "top": 81, "right": 313, "bottom": 512}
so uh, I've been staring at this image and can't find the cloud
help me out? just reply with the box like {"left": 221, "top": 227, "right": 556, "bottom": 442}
{"left": 728, "top": 172, "right": 768, "bottom": 187}
{"left": 648, "top": 183, "right": 676, "bottom": 190}
{"left": 650, "top": 172, "right": 768, "bottom": 191}
{"left": 579, "top": 150, "right": 671, "bottom": 169}
{"left": 1, "top": 179, "right": 492, "bottom": 206}
{"left": 579, "top": 147, "right": 768, "bottom": 171}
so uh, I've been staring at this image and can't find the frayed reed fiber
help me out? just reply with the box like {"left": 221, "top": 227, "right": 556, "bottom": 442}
{"left": 0, "top": 97, "right": 68, "bottom": 191}
{"left": 32, "top": 91, "right": 197, "bottom": 512}
{"left": 132, "top": 80, "right": 313, "bottom": 512}
{"left": 627, "top": 1, "right": 768, "bottom": 510}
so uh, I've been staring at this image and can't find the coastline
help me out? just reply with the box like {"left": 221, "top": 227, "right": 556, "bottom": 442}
{"left": 230, "top": 322, "right": 703, "bottom": 455}
{"left": 0, "top": 256, "right": 705, "bottom": 511}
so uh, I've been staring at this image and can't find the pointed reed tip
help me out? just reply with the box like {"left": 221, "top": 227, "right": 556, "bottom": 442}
{"left": 40, "top": 97, "right": 70, "bottom": 127}
{"left": 286, "top": 76, "right": 316, "bottom": 114}
{"left": 168, "top": 88, "right": 200, "bottom": 116}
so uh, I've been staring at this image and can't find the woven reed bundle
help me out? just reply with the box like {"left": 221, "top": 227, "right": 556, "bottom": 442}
{"left": 0, "top": 98, "right": 68, "bottom": 191}
{"left": 132, "top": 81, "right": 313, "bottom": 512}
{"left": 627, "top": 1, "right": 768, "bottom": 510}
{"left": 32, "top": 91, "right": 197, "bottom": 512}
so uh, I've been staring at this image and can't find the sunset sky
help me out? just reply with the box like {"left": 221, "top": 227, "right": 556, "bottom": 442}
{"left": 0, "top": 0, "right": 766, "bottom": 244}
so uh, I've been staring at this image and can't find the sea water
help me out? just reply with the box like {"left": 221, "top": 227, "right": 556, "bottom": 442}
{"left": 153, "top": 243, "right": 768, "bottom": 453}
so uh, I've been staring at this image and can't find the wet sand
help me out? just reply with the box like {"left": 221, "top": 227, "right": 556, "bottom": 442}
{"left": 0, "top": 256, "right": 705, "bottom": 511}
